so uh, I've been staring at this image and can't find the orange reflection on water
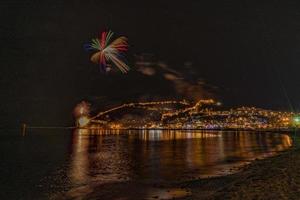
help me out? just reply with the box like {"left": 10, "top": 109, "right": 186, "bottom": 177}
{"left": 69, "top": 129, "right": 131, "bottom": 187}
{"left": 68, "top": 130, "right": 293, "bottom": 189}
{"left": 137, "top": 129, "right": 221, "bottom": 141}
{"left": 69, "top": 129, "right": 89, "bottom": 184}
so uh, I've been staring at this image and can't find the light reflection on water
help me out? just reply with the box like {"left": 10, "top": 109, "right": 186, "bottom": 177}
{"left": 57, "top": 130, "right": 292, "bottom": 199}
{"left": 67, "top": 130, "right": 292, "bottom": 185}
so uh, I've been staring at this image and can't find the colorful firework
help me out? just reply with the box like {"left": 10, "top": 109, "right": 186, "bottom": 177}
{"left": 84, "top": 30, "right": 130, "bottom": 73}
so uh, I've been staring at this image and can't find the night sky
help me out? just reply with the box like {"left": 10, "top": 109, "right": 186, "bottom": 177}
{"left": 1, "top": 0, "right": 300, "bottom": 127}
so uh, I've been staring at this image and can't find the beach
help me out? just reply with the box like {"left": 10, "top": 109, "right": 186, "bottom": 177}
{"left": 181, "top": 141, "right": 300, "bottom": 200}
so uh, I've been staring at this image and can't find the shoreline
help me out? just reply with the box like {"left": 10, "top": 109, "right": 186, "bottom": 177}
{"left": 79, "top": 126, "right": 300, "bottom": 132}
{"left": 179, "top": 143, "right": 300, "bottom": 199}
{"left": 23, "top": 124, "right": 300, "bottom": 133}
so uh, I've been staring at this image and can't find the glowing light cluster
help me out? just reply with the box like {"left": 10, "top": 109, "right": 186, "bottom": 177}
{"left": 77, "top": 116, "right": 90, "bottom": 127}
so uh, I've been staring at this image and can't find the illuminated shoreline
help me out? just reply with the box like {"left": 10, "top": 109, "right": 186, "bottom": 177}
{"left": 76, "top": 127, "right": 299, "bottom": 132}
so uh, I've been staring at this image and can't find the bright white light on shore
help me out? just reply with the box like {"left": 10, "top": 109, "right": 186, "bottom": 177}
{"left": 293, "top": 117, "right": 300, "bottom": 125}
{"left": 78, "top": 116, "right": 90, "bottom": 127}
{"left": 216, "top": 102, "right": 222, "bottom": 106}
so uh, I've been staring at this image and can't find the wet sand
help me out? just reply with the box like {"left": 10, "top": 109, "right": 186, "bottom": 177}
{"left": 180, "top": 146, "right": 300, "bottom": 200}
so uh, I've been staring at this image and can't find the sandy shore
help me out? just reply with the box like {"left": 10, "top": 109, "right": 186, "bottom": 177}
{"left": 80, "top": 145, "right": 300, "bottom": 200}
{"left": 180, "top": 145, "right": 300, "bottom": 200}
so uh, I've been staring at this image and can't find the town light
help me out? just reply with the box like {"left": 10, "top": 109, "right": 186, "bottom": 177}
{"left": 77, "top": 116, "right": 90, "bottom": 127}
{"left": 294, "top": 116, "right": 300, "bottom": 123}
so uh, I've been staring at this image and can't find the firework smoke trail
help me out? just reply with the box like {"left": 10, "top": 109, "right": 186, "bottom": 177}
{"left": 73, "top": 101, "right": 91, "bottom": 118}
{"left": 85, "top": 30, "right": 130, "bottom": 73}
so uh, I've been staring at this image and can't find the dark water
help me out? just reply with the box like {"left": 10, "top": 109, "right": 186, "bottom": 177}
{"left": 0, "top": 129, "right": 293, "bottom": 199}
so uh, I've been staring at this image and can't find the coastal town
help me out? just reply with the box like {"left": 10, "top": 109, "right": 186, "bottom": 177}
{"left": 75, "top": 99, "right": 300, "bottom": 130}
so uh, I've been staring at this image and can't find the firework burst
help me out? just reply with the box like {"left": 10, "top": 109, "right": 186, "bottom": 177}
{"left": 84, "top": 30, "right": 130, "bottom": 73}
